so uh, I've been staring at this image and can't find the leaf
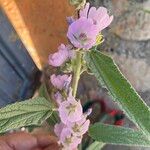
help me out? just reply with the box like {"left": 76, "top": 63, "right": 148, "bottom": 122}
{"left": 39, "top": 84, "right": 60, "bottom": 126}
{"left": 39, "top": 83, "right": 50, "bottom": 100}
{"left": 47, "top": 111, "right": 60, "bottom": 126}
{"left": 85, "top": 50, "right": 150, "bottom": 136}
{"left": 89, "top": 123, "right": 150, "bottom": 147}
{"left": 0, "top": 97, "right": 53, "bottom": 133}
{"left": 87, "top": 141, "right": 105, "bottom": 150}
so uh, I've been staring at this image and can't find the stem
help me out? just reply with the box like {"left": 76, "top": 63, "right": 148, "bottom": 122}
{"left": 72, "top": 51, "right": 82, "bottom": 97}
{"left": 78, "top": 142, "right": 82, "bottom": 150}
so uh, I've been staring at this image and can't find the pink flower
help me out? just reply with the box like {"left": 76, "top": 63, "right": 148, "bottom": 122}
{"left": 50, "top": 74, "right": 72, "bottom": 90}
{"left": 49, "top": 44, "right": 73, "bottom": 67}
{"left": 80, "top": 3, "right": 113, "bottom": 31}
{"left": 58, "top": 96, "right": 83, "bottom": 124}
{"left": 67, "top": 17, "right": 99, "bottom": 49}
{"left": 54, "top": 122, "right": 66, "bottom": 137}
{"left": 67, "top": 118, "right": 90, "bottom": 136}
{"left": 60, "top": 128, "right": 82, "bottom": 149}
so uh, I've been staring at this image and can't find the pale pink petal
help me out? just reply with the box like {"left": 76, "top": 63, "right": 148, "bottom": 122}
{"left": 79, "top": 2, "right": 90, "bottom": 18}
{"left": 96, "top": 7, "right": 107, "bottom": 17}
{"left": 58, "top": 98, "right": 83, "bottom": 124}
{"left": 50, "top": 74, "right": 72, "bottom": 90}
{"left": 49, "top": 44, "right": 73, "bottom": 67}
{"left": 79, "top": 4, "right": 113, "bottom": 32}
{"left": 60, "top": 128, "right": 82, "bottom": 149}
{"left": 80, "top": 119, "right": 90, "bottom": 135}
{"left": 85, "top": 108, "right": 92, "bottom": 116}
{"left": 67, "top": 100, "right": 83, "bottom": 122}
{"left": 88, "top": 7, "right": 97, "bottom": 19}
{"left": 54, "top": 122, "right": 66, "bottom": 137}
{"left": 97, "top": 15, "right": 113, "bottom": 31}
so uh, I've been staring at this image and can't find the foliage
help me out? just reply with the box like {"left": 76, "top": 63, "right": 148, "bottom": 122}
{"left": 85, "top": 50, "right": 150, "bottom": 137}
{"left": 89, "top": 123, "right": 150, "bottom": 147}
{"left": 0, "top": 97, "right": 53, "bottom": 134}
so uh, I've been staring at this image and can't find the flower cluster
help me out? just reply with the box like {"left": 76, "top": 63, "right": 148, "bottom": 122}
{"left": 50, "top": 75, "right": 90, "bottom": 149}
{"left": 48, "top": 2, "right": 113, "bottom": 149}
{"left": 49, "top": 3, "right": 113, "bottom": 67}
{"left": 67, "top": 2, "right": 113, "bottom": 49}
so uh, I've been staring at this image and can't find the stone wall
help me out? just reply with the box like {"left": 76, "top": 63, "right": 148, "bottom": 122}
{"left": 88, "top": 0, "right": 150, "bottom": 104}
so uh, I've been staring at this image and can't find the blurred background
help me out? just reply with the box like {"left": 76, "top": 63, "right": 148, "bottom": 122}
{"left": 0, "top": 0, "right": 74, "bottom": 106}
{"left": 0, "top": 0, "right": 150, "bottom": 149}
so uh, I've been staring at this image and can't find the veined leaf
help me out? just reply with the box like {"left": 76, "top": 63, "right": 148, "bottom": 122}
{"left": 0, "top": 97, "right": 52, "bottom": 133}
{"left": 39, "top": 84, "right": 60, "bottom": 126}
{"left": 89, "top": 123, "right": 150, "bottom": 147}
{"left": 87, "top": 141, "right": 105, "bottom": 150}
{"left": 85, "top": 50, "right": 150, "bottom": 136}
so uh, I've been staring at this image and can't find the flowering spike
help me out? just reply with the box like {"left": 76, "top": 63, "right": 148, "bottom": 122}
{"left": 48, "top": 3, "right": 113, "bottom": 149}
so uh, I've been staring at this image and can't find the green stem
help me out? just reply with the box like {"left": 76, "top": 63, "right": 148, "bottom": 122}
{"left": 72, "top": 51, "right": 82, "bottom": 97}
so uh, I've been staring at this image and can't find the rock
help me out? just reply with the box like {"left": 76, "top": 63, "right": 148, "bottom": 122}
{"left": 90, "top": 0, "right": 150, "bottom": 41}
{"left": 111, "top": 54, "right": 150, "bottom": 92}
{"left": 99, "top": 32, "right": 150, "bottom": 92}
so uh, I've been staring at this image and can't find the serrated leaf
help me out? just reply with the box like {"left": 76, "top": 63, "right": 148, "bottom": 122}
{"left": 85, "top": 50, "right": 150, "bottom": 136}
{"left": 0, "top": 97, "right": 53, "bottom": 133}
{"left": 87, "top": 141, "right": 105, "bottom": 150}
{"left": 89, "top": 123, "right": 150, "bottom": 147}
{"left": 39, "top": 84, "right": 60, "bottom": 126}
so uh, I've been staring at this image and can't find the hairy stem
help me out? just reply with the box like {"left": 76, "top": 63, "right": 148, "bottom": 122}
{"left": 72, "top": 51, "right": 82, "bottom": 97}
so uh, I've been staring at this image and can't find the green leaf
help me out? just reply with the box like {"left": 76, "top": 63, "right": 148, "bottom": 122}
{"left": 39, "top": 83, "right": 50, "bottom": 100}
{"left": 89, "top": 123, "right": 150, "bottom": 147}
{"left": 39, "top": 84, "right": 60, "bottom": 126}
{"left": 0, "top": 97, "right": 53, "bottom": 133}
{"left": 85, "top": 50, "right": 150, "bottom": 136}
{"left": 87, "top": 141, "right": 105, "bottom": 150}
